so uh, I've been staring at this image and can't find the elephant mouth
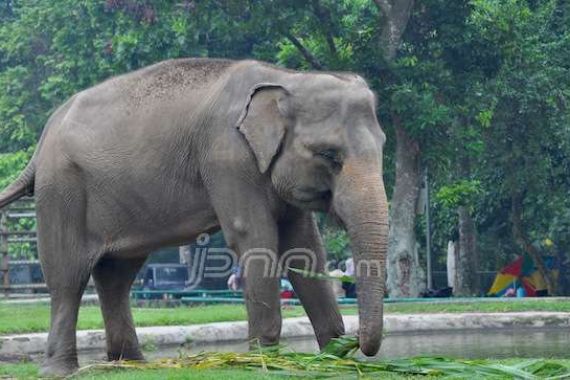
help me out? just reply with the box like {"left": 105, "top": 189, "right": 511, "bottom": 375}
{"left": 292, "top": 189, "right": 332, "bottom": 209}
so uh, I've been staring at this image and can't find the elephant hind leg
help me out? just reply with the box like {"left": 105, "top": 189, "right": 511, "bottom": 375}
{"left": 40, "top": 275, "right": 91, "bottom": 377}
{"left": 92, "top": 255, "right": 147, "bottom": 361}
{"left": 37, "top": 194, "right": 94, "bottom": 376}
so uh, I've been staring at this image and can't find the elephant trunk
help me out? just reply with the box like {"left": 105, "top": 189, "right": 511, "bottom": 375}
{"left": 333, "top": 159, "right": 388, "bottom": 356}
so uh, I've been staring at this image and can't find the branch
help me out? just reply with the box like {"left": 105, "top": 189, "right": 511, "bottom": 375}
{"left": 373, "top": 0, "right": 415, "bottom": 62}
{"left": 373, "top": 0, "right": 392, "bottom": 15}
{"left": 284, "top": 32, "right": 323, "bottom": 70}
{"left": 310, "top": 0, "right": 338, "bottom": 56}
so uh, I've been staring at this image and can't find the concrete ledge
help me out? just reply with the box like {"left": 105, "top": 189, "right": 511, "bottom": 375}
{"left": 1, "top": 312, "right": 569, "bottom": 356}
{"left": 384, "top": 312, "right": 570, "bottom": 333}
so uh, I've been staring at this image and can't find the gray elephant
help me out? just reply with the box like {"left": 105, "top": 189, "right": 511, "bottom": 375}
{"left": 0, "top": 58, "right": 388, "bottom": 376}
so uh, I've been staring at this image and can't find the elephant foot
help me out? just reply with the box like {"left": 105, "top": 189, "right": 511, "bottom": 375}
{"left": 39, "top": 357, "right": 79, "bottom": 378}
{"left": 316, "top": 328, "right": 345, "bottom": 350}
{"left": 107, "top": 349, "right": 145, "bottom": 362}
{"left": 248, "top": 337, "right": 280, "bottom": 351}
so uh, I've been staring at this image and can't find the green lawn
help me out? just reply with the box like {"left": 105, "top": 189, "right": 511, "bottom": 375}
{"left": 383, "top": 298, "right": 570, "bottom": 314}
{"left": 2, "top": 357, "right": 570, "bottom": 379}
{"left": 0, "top": 363, "right": 301, "bottom": 380}
{"left": 0, "top": 298, "right": 569, "bottom": 335}
{"left": 78, "top": 368, "right": 304, "bottom": 380}
{"left": 0, "top": 304, "right": 309, "bottom": 335}
{"left": 0, "top": 364, "right": 417, "bottom": 379}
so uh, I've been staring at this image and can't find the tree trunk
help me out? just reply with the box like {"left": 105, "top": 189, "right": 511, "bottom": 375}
{"left": 386, "top": 124, "right": 425, "bottom": 297}
{"left": 454, "top": 206, "right": 480, "bottom": 296}
{"left": 374, "top": 0, "right": 416, "bottom": 62}
{"left": 511, "top": 193, "right": 557, "bottom": 296}
{"left": 447, "top": 240, "right": 456, "bottom": 287}
{"left": 373, "top": 0, "right": 423, "bottom": 298}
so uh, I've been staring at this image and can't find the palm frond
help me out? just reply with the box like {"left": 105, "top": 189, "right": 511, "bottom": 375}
{"left": 75, "top": 350, "right": 570, "bottom": 379}
{"left": 288, "top": 268, "right": 355, "bottom": 283}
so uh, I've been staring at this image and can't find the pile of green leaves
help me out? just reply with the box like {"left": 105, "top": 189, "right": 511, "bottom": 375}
{"left": 76, "top": 354, "right": 570, "bottom": 379}
{"left": 74, "top": 337, "right": 570, "bottom": 379}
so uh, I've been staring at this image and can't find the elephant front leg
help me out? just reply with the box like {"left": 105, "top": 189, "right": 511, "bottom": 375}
{"left": 242, "top": 250, "right": 282, "bottom": 347}
{"left": 206, "top": 157, "right": 284, "bottom": 348}
{"left": 216, "top": 211, "right": 282, "bottom": 347}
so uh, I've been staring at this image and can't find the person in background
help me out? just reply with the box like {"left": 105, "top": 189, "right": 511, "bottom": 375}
{"left": 329, "top": 267, "right": 346, "bottom": 297}
{"left": 516, "top": 286, "right": 527, "bottom": 298}
{"left": 227, "top": 266, "right": 242, "bottom": 291}
{"left": 342, "top": 257, "right": 357, "bottom": 298}
{"left": 503, "top": 287, "right": 516, "bottom": 297}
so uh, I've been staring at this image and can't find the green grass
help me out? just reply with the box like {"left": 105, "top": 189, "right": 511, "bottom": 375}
{"left": 1, "top": 298, "right": 569, "bottom": 335}
{"left": 0, "top": 304, "right": 308, "bottom": 335}
{"left": 77, "top": 368, "right": 298, "bottom": 379}
{"left": 383, "top": 298, "right": 570, "bottom": 314}
{"left": 0, "top": 363, "right": 296, "bottom": 380}
{"left": 2, "top": 356, "right": 570, "bottom": 379}
{"left": 0, "top": 364, "right": 413, "bottom": 379}
{"left": 0, "top": 363, "right": 37, "bottom": 379}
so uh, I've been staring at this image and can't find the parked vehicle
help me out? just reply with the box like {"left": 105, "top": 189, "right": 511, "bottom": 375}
{"left": 280, "top": 278, "right": 295, "bottom": 299}
{"left": 135, "top": 263, "right": 189, "bottom": 291}
{"left": 0, "top": 261, "right": 45, "bottom": 293}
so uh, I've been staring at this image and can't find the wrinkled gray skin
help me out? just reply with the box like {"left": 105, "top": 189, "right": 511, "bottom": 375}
{"left": 0, "top": 59, "right": 388, "bottom": 377}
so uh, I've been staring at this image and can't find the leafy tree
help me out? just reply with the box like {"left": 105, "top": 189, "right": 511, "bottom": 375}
{"left": 468, "top": 0, "right": 570, "bottom": 295}
{"left": 0, "top": 0, "right": 569, "bottom": 298}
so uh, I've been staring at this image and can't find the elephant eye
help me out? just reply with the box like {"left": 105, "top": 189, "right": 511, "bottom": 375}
{"left": 316, "top": 149, "right": 343, "bottom": 168}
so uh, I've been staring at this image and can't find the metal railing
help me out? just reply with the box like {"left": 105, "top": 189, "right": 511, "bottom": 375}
{"left": 0, "top": 197, "right": 42, "bottom": 297}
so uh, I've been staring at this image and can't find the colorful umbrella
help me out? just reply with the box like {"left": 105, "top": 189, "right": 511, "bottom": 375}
{"left": 488, "top": 255, "right": 557, "bottom": 297}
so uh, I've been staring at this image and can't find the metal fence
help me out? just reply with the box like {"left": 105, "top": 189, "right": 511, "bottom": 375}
{"left": 0, "top": 197, "right": 45, "bottom": 297}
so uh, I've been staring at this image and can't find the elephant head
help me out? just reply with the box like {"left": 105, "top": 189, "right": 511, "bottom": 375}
{"left": 236, "top": 73, "right": 388, "bottom": 356}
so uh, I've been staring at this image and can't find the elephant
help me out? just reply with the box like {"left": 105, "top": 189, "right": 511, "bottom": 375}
{"left": 0, "top": 58, "right": 388, "bottom": 376}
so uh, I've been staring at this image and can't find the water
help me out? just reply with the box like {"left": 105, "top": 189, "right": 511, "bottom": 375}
{"left": 377, "top": 328, "right": 570, "bottom": 359}
{"left": 75, "top": 328, "right": 570, "bottom": 365}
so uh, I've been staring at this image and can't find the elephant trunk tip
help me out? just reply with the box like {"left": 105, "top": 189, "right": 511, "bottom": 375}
{"left": 359, "top": 328, "right": 382, "bottom": 357}
{"left": 360, "top": 341, "right": 381, "bottom": 357}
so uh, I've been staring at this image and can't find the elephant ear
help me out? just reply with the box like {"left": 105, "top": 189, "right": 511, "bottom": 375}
{"left": 236, "top": 83, "right": 290, "bottom": 174}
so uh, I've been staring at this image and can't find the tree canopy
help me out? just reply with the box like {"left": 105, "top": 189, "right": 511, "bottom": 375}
{"left": 1, "top": 0, "right": 569, "bottom": 295}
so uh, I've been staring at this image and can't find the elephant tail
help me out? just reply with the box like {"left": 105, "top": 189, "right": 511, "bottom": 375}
{"left": 0, "top": 161, "right": 35, "bottom": 209}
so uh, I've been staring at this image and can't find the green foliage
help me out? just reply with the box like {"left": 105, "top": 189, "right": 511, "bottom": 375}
{"left": 4, "top": 358, "right": 570, "bottom": 379}
{"left": 322, "top": 227, "right": 350, "bottom": 261}
{"left": 467, "top": 0, "right": 570, "bottom": 273}
{"left": 436, "top": 180, "right": 482, "bottom": 210}
{"left": 414, "top": 0, "right": 570, "bottom": 275}
{"left": 476, "top": 109, "right": 494, "bottom": 129}
{"left": 322, "top": 336, "right": 360, "bottom": 357}
{"left": 0, "top": 150, "right": 30, "bottom": 189}
{"left": 74, "top": 352, "right": 570, "bottom": 379}
{"left": 0, "top": 0, "right": 568, "bottom": 291}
